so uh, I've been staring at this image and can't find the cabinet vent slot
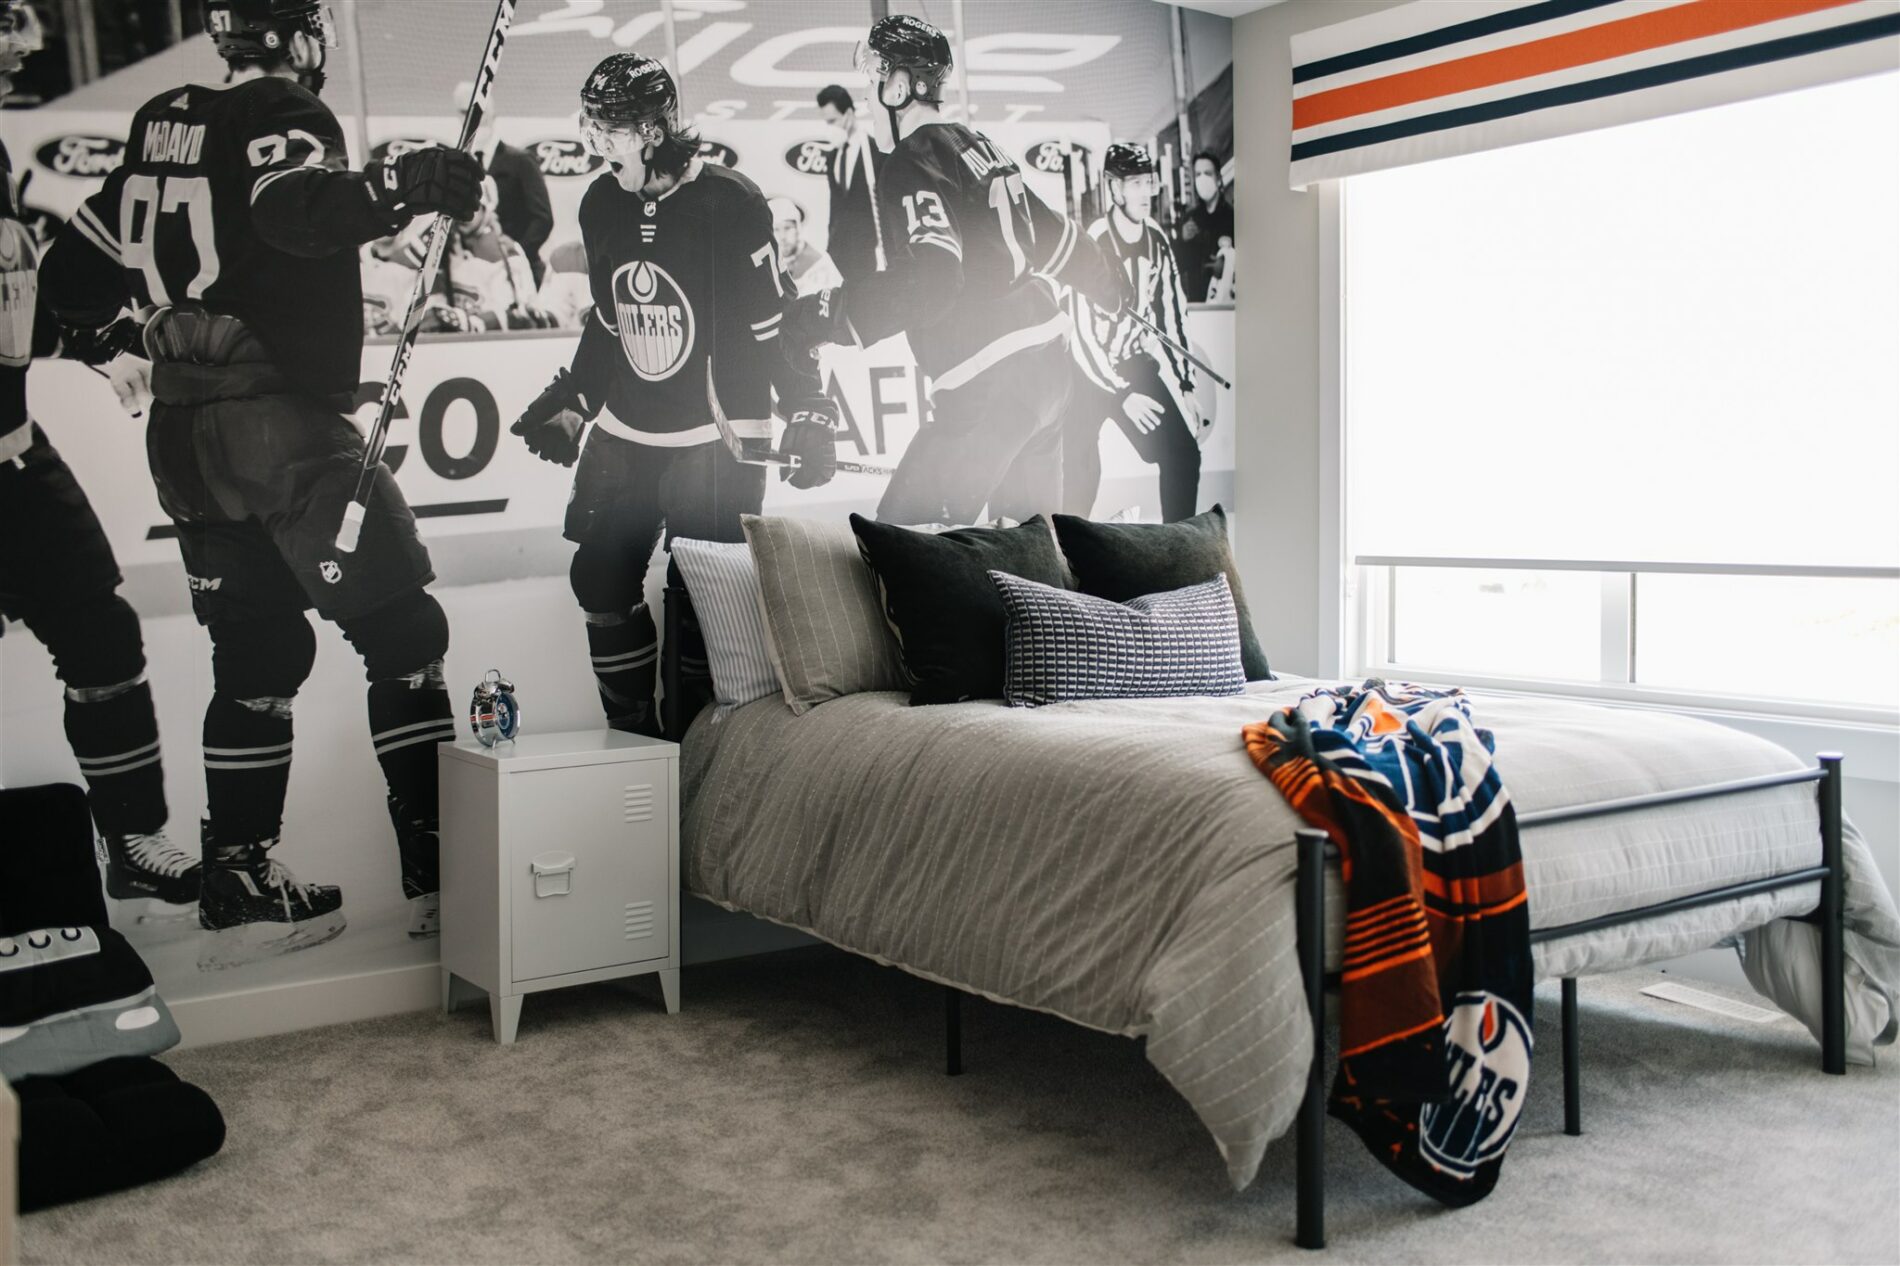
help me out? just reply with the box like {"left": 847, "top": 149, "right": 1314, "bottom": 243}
{"left": 624, "top": 900, "right": 655, "bottom": 940}
{"left": 623, "top": 785, "right": 654, "bottom": 823}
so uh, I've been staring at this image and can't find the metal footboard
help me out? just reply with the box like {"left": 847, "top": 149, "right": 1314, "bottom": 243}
{"left": 931, "top": 757, "right": 1847, "bottom": 1248}
{"left": 1288, "top": 753, "right": 1848, "bottom": 1249}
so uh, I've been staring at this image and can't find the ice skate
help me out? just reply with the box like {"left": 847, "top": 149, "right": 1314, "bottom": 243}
{"left": 388, "top": 794, "right": 441, "bottom": 940}
{"left": 98, "top": 830, "right": 202, "bottom": 923}
{"left": 196, "top": 826, "right": 346, "bottom": 972}
{"left": 407, "top": 892, "right": 440, "bottom": 939}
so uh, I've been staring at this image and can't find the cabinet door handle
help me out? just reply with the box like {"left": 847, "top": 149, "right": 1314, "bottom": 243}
{"left": 530, "top": 852, "right": 576, "bottom": 898}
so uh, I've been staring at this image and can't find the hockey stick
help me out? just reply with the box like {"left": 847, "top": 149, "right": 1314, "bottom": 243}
{"left": 335, "top": 0, "right": 516, "bottom": 553}
{"left": 1095, "top": 301, "right": 1233, "bottom": 391}
{"left": 705, "top": 361, "right": 895, "bottom": 479}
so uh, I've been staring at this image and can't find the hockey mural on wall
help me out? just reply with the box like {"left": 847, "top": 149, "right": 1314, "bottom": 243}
{"left": 0, "top": 0, "right": 1236, "bottom": 1009}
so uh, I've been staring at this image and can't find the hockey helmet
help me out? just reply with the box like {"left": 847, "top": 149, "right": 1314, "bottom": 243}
{"left": 856, "top": 14, "right": 952, "bottom": 108}
{"left": 205, "top": 0, "right": 337, "bottom": 63}
{"left": 1103, "top": 142, "right": 1158, "bottom": 180}
{"left": 1103, "top": 141, "right": 1160, "bottom": 212}
{"left": 579, "top": 53, "right": 678, "bottom": 159}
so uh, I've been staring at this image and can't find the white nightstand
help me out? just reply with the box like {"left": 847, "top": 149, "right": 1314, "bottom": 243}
{"left": 439, "top": 730, "right": 680, "bottom": 1044}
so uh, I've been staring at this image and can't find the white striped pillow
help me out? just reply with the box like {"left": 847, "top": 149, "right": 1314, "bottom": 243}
{"left": 670, "top": 539, "right": 782, "bottom": 713}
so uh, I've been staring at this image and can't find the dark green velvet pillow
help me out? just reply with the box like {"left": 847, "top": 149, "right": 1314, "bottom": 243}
{"left": 1051, "top": 506, "right": 1272, "bottom": 680}
{"left": 849, "top": 514, "right": 1070, "bottom": 705}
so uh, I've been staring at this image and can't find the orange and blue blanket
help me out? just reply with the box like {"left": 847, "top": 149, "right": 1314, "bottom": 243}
{"left": 1243, "top": 680, "right": 1532, "bottom": 1207}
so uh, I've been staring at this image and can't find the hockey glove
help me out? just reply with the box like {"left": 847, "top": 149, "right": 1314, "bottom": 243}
{"left": 60, "top": 316, "right": 144, "bottom": 366}
{"left": 505, "top": 303, "right": 560, "bottom": 331}
{"left": 418, "top": 303, "right": 477, "bottom": 335}
{"left": 364, "top": 147, "right": 485, "bottom": 224}
{"left": 511, "top": 369, "right": 592, "bottom": 468}
{"left": 776, "top": 395, "right": 840, "bottom": 490}
{"left": 781, "top": 289, "right": 853, "bottom": 365}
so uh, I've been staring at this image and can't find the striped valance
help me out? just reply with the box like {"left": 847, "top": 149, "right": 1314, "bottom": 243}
{"left": 1289, "top": 0, "right": 1900, "bottom": 187}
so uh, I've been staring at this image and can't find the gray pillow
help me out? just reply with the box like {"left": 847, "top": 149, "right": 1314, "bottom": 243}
{"left": 670, "top": 538, "right": 782, "bottom": 713}
{"left": 990, "top": 571, "right": 1246, "bottom": 707}
{"left": 742, "top": 515, "right": 908, "bottom": 714}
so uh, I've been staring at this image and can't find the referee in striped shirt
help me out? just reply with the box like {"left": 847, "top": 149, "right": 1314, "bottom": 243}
{"left": 1062, "top": 143, "right": 1205, "bottom": 523}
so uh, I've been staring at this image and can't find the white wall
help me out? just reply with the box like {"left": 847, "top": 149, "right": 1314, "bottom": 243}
{"left": 1231, "top": 0, "right": 1408, "bottom": 677}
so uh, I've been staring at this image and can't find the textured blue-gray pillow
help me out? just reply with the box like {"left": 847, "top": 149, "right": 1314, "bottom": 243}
{"left": 989, "top": 571, "right": 1246, "bottom": 708}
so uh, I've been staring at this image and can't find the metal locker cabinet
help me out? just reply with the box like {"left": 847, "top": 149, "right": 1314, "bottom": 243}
{"left": 439, "top": 730, "right": 680, "bottom": 1044}
{"left": 506, "top": 759, "right": 670, "bottom": 982}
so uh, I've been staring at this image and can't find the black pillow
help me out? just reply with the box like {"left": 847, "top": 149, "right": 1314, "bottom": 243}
{"left": 1051, "top": 506, "right": 1272, "bottom": 680}
{"left": 850, "top": 514, "right": 1070, "bottom": 705}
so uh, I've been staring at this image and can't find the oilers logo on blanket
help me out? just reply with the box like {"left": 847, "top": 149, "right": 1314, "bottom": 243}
{"left": 1421, "top": 992, "right": 1533, "bottom": 1179}
{"left": 612, "top": 259, "right": 694, "bottom": 381}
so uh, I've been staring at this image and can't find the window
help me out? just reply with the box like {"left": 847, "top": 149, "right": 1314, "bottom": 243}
{"left": 1342, "top": 72, "right": 1900, "bottom": 717}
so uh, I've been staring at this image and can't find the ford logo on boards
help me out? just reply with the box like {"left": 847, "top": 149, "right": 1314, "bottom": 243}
{"left": 529, "top": 139, "right": 604, "bottom": 178}
{"left": 783, "top": 139, "right": 834, "bottom": 176}
{"left": 1026, "top": 140, "right": 1090, "bottom": 176}
{"left": 34, "top": 135, "right": 125, "bottom": 179}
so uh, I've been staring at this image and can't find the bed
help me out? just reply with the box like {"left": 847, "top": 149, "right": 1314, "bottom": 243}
{"left": 674, "top": 671, "right": 1900, "bottom": 1243}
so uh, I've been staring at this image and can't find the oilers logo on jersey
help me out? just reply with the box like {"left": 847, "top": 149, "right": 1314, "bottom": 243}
{"left": 1419, "top": 991, "right": 1532, "bottom": 1180}
{"left": 612, "top": 259, "right": 694, "bottom": 382}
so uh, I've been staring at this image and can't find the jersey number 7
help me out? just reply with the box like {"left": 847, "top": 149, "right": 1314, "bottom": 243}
{"left": 121, "top": 173, "right": 221, "bottom": 306}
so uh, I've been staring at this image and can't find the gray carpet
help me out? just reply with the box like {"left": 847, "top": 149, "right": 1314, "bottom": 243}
{"left": 19, "top": 951, "right": 1900, "bottom": 1266}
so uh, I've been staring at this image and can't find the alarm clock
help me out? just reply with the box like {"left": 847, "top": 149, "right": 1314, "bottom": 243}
{"left": 469, "top": 669, "right": 520, "bottom": 747}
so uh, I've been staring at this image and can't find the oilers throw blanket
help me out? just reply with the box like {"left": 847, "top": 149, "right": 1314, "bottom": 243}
{"left": 1243, "top": 680, "right": 1532, "bottom": 1207}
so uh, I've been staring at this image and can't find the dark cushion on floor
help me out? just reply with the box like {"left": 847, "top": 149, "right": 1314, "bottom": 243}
{"left": 1051, "top": 506, "right": 1273, "bottom": 681}
{"left": 1, "top": 785, "right": 225, "bottom": 1211}
{"left": 15, "top": 1056, "right": 226, "bottom": 1212}
{"left": 850, "top": 514, "right": 1070, "bottom": 705}
{"left": 0, "top": 783, "right": 107, "bottom": 933}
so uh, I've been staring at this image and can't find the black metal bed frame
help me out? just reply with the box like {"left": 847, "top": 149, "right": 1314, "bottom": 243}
{"left": 668, "top": 587, "right": 1851, "bottom": 1250}
{"left": 940, "top": 753, "right": 1849, "bottom": 1251}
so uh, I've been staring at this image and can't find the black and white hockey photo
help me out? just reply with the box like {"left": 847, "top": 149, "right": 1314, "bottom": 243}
{"left": 1, "top": 0, "right": 1238, "bottom": 1006}
{"left": 11, "top": 1, "right": 1893, "bottom": 1263}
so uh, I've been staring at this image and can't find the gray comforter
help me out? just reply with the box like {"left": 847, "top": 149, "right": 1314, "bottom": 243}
{"left": 681, "top": 679, "right": 1900, "bottom": 1189}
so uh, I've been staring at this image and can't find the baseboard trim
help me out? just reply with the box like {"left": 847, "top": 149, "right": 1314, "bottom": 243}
{"left": 169, "top": 962, "right": 441, "bottom": 1050}
{"left": 167, "top": 902, "right": 818, "bottom": 1049}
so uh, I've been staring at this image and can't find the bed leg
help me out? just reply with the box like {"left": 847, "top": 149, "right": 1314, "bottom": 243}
{"left": 1819, "top": 753, "right": 1846, "bottom": 1076}
{"left": 1294, "top": 828, "right": 1326, "bottom": 1251}
{"left": 945, "top": 986, "right": 964, "bottom": 1077}
{"left": 1561, "top": 977, "right": 1581, "bottom": 1136}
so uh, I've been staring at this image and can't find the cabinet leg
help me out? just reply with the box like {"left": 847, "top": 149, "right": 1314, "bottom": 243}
{"left": 441, "top": 969, "right": 455, "bottom": 1014}
{"left": 490, "top": 993, "right": 523, "bottom": 1044}
{"left": 658, "top": 968, "right": 680, "bottom": 1015}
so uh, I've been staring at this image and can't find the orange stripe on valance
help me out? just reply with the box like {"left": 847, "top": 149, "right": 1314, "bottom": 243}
{"left": 1294, "top": 0, "right": 1860, "bottom": 129}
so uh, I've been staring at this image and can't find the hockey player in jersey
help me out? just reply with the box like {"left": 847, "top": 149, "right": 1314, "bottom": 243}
{"left": 510, "top": 55, "right": 837, "bottom": 737}
{"left": 1062, "top": 143, "right": 1204, "bottom": 523}
{"left": 784, "top": 15, "right": 1116, "bottom": 526}
{"left": 0, "top": 0, "right": 199, "bottom": 917}
{"left": 40, "top": 0, "right": 486, "bottom": 969}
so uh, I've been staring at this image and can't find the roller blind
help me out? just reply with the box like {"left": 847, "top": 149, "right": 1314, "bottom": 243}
{"left": 1291, "top": 0, "right": 1900, "bottom": 188}
{"left": 1343, "top": 70, "right": 1900, "bottom": 568}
